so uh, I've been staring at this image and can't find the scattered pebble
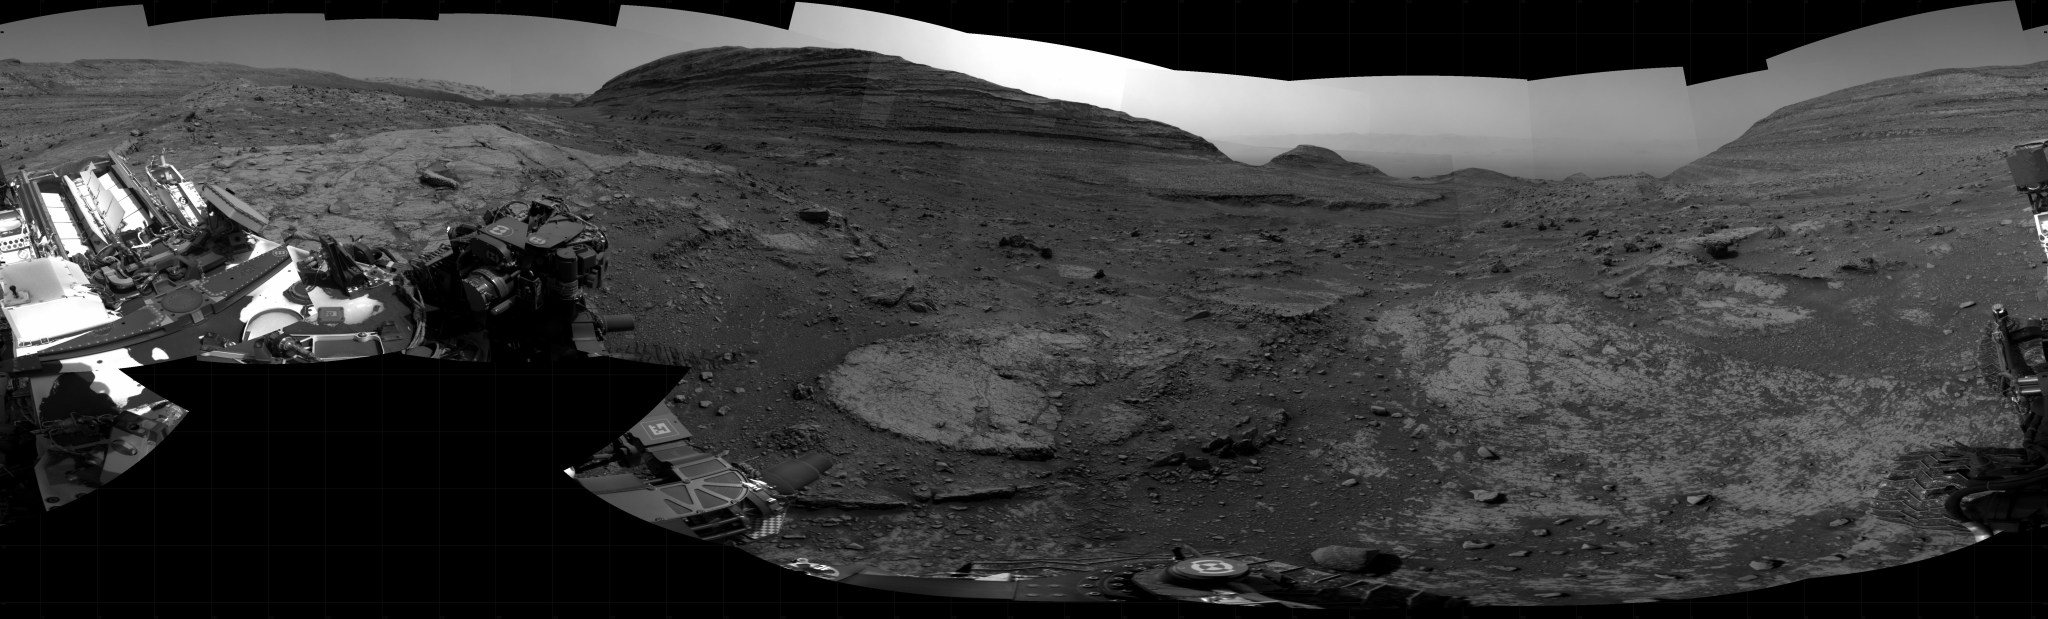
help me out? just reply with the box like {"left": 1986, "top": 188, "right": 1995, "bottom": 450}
{"left": 1748, "top": 560, "right": 1777, "bottom": 571}
{"left": 1470, "top": 490, "right": 1503, "bottom": 503}
{"left": 1828, "top": 518, "right": 1852, "bottom": 527}
{"left": 1530, "top": 528, "right": 1550, "bottom": 537}
{"left": 1508, "top": 550, "right": 1531, "bottom": 557}
{"left": 1552, "top": 518, "right": 1573, "bottom": 525}
{"left": 698, "top": 400, "right": 713, "bottom": 408}
{"left": 1461, "top": 541, "right": 1494, "bottom": 550}
{"left": 1960, "top": 301, "right": 1977, "bottom": 309}
{"left": 1816, "top": 554, "right": 1847, "bottom": 562}
{"left": 1585, "top": 519, "right": 1606, "bottom": 526}
{"left": 1685, "top": 494, "right": 1712, "bottom": 505}
{"left": 1489, "top": 565, "right": 1520, "bottom": 572}
{"left": 1476, "top": 446, "right": 1499, "bottom": 460}
{"left": 1339, "top": 478, "right": 1359, "bottom": 487}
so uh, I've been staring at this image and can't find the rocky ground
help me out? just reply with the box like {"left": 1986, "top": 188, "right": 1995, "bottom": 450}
{"left": 5, "top": 49, "right": 2045, "bottom": 605}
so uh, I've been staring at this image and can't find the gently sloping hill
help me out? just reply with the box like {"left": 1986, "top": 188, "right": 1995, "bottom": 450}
{"left": 1670, "top": 62, "right": 2048, "bottom": 185}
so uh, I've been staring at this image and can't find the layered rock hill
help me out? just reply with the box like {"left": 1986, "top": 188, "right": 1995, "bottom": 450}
{"left": 1264, "top": 144, "right": 1386, "bottom": 176}
{"left": 1670, "top": 61, "right": 2048, "bottom": 185}
{"left": 582, "top": 46, "right": 1228, "bottom": 157}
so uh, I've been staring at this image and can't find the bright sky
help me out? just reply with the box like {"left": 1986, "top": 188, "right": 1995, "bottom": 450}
{"left": 788, "top": 3, "right": 1164, "bottom": 111}
{"left": 1303, "top": 75, "right": 1533, "bottom": 140}
{"left": 0, "top": 2, "right": 2042, "bottom": 179}
{"left": 1120, "top": 70, "right": 1372, "bottom": 138}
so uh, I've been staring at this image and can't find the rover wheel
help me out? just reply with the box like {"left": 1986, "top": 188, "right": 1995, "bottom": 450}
{"left": 1871, "top": 446, "right": 2029, "bottom": 531}
{"left": 602, "top": 341, "right": 694, "bottom": 368}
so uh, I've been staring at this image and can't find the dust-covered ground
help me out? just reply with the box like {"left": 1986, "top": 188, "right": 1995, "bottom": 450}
{"left": 6, "top": 51, "right": 2047, "bottom": 605}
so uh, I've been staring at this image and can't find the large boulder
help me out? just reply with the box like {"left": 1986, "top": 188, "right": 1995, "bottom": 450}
{"left": 820, "top": 327, "right": 1103, "bottom": 458}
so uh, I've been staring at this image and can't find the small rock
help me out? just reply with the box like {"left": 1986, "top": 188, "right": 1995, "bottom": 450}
{"left": 1184, "top": 310, "right": 1213, "bottom": 321}
{"left": 842, "top": 542, "right": 865, "bottom": 550}
{"left": 1310, "top": 546, "right": 1381, "bottom": 572}
{"left": 419, "top": 168, "right": 460, "bottom": 189}
{"left": 701, "top": 372, "right": 715, "bottom": 382}
{"left": 1579, "top": 544, "right": 1600, "bottom": 550}
{"left": 797, "top": 205, "right": 840, "bottom": 224}
{"left": 1959, "top": 301, "right": 1977, "bottom": 309}
{"left": 1470, "top": 490, "right": 1503, "bottom": 503}
{"left": 1535, "top": 592, "right": 1568, "bottom": 599}
{"left": 1585, "top": 519, "right": 1606, "bottom": 526}
{"left": 1339, "top": 478, "right": 1359, "bottom": 487}
{"left": 1685, "top": 494, "right": 1711, "bottom": 505}
{"left": 1530, "top": 528, "right": 1550, "bottom": 537}
{"left": 1150, "top": 452, "right": 1186, "bottom": 467}
{"left": 1184, "top": 457, "right": 1212, "bottom": 471}
{"left": 698, "top": 400, "right": 713, "bottom": 408}
{"left": 1816, "top": 554, "right": 1846, "bottom": 562}
{"left": 1749, "top": 560, "right": 1777, "bottom": 571}
{"left": 1489, "top": 565, "right": 1520, "bottom": 572}
{"left": 1476, "top": 446, "right": 1499, "bottom": 460}
{"left": 1828, "top": 518, "right": 1851, "bottom": 527}
{"left": 1652, "top": 573, "right": 1682, "bottom": 580}
{"left": 1368, "top": 406, "right": 1390, "bottom": 416}
{"left": 1461, "top": 541, "right": 1493, "bottom": 550}
{"left": 715, "top": 406, "right": 730, "bottom": 416}
{"left": 1552, "top": 518, "right": 1572, "bottom": 525}
{"left": 1508, "top": 550, "right": 1531, "bottom": 557}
